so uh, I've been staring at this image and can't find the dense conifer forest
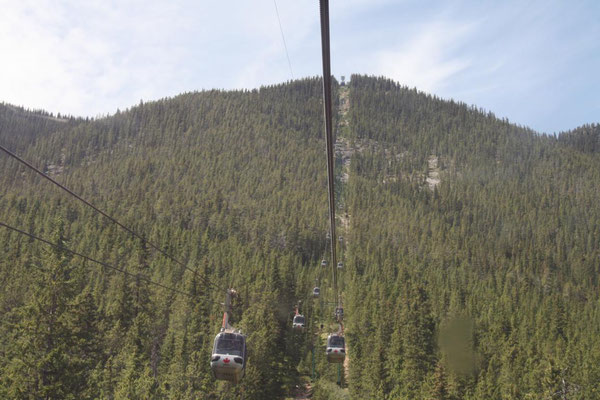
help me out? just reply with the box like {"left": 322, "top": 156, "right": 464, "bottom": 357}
{"left": 1, "top": 75, "right": 599, "bottom": 399}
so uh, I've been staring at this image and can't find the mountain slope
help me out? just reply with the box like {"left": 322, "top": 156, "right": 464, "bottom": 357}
{"left": 0, "top": 78, "right": 331, "bottom": 399}
{"left": 342, "top": 75, "right": 600, "bottom": 399}
{"left": 1, "top": 75, "right": 599, "bottom": 399}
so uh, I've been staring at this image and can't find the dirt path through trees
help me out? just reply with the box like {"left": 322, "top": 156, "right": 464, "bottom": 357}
{"left": 336, "top": 84, "right": 351, "bottom": 383}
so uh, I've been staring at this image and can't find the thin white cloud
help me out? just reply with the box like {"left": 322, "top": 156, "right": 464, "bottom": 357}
{"left": 234, "top": 44, "right": 284, "bottom": 89}
{"left": 372, "top": 21, "right": 474, "bottom": 93}
{"left": 0, "top": 0, "right": 195, "bottom": 116}
{"left": 0, "top": 0, "right": 597, "bottom": 133}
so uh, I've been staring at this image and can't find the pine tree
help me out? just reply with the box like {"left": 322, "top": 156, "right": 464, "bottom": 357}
{"left": 4, "top": 219, "right": 87, "bottom": 398}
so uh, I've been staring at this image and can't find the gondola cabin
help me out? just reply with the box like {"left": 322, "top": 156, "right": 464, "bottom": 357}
{"left": 211, "top": 330, "right": 247, "bottom": 383}
{"left": 326, "top": 334, "right": 346, "bottom": 363}
{"left": 313, "top": 287, "right": 320, "bottom": 298}
{"left": 293, "top": 314, "right": 306, "bottom": 329}
{"left": 337, "top": 262, "right": 343, "bottom": 269}
{"left": 335, "top": 307, "right": 344, "bottom": 320}
{"left": 321, "top": 259, "right": 327, "bottom": 267}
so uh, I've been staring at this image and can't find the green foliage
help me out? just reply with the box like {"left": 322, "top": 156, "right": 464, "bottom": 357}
{"left": 341, "top": 75, "right": 600, "bottom": 398}
{"left": 1, "top": 75, "right": 600, "bottom": 398}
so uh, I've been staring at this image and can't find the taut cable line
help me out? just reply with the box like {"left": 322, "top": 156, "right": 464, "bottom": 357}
{"left": 273, "top": 0, "right": 294, "bottom": 80}
{"left": 0, "top": 143, "right": 225, "bottom": 293}
{"left": 0, "top": 220, "right": 198, "bottom": 299}
{"left": 318, "top": 0, "right": 338, "bottom": 294}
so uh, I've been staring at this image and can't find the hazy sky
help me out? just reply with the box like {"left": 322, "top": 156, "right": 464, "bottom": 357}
{"left": 0, "top": 0, "right": 598, "bottom": 134}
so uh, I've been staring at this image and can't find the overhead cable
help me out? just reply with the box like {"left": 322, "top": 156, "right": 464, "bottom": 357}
{"left": 318, "top": 0, "right": 338, "bottom": 293}
{"left": 274, "top": 0, "right": 294, "bottom": 79}
{"left": 0, "top": 220, "right": 195, "bottom": 299}
{"left": 0, "top": 143, "right": 225, "bottom": 293}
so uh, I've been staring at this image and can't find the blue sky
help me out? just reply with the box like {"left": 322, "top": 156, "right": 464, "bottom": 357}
{"left": 0, "top": 0, "right": 598, "bottom": 134}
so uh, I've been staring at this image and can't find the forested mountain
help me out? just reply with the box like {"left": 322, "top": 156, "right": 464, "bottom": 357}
{"left": 0, "top": 103, "right": 80, "bottom": 152}
{"left": 343, "top": 76, "right": 600, "bottom": 399}
{"left": 558, "top": 123, "right": 600, "bottom": 153}
{"left": 0, "top": 75, "right": 599, "bottom": 399}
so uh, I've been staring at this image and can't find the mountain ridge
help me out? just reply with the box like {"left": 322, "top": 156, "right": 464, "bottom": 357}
{"left": 1, "top": 75, "right": 600, "bottom": 398}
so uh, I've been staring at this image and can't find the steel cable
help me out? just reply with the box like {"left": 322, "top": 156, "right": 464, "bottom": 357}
{"left": 318, "top": 0, "right": 338, "bottom": 295}
{"left": 0, "top": 143, "right": 225, "bottom": 293}
{"left": 0, "top": 220, "right": 198, "bottom": 299}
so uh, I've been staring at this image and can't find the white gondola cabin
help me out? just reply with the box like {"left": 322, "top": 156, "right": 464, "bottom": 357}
{"left": 211, "top": 330, "right": 247, "bottom": 383}
{"left": 293, "top": 314, "right": 306, "bottom": 329}
{"left": 337, "top": 262, "right": 343, "bottom": 269}
{"left": 321, "top": 259, "right": 327, "bottom": 267}
{"left": 326, "top": 334, "right": 346, "bottom": 363}
{"left": 313, "top": 287, "right": 320, "bottom": 298}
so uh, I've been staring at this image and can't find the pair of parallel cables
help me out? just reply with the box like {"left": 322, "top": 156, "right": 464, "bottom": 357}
{"left": 0, "top": 144, "right": 224, "bottom": 302}
{"left": 0, "top": 0, "right": 336, "bottom": 303}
